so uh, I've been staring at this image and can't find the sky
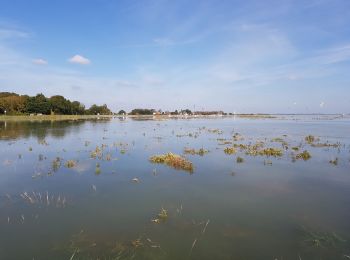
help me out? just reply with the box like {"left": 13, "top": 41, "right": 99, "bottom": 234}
{"left": 0, "top": 0, "right": 349, "bottom": 113}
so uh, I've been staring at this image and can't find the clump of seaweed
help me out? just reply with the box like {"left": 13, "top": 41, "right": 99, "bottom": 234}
{"left": 150, "top": 153, "right": 194, "bottom": 173}
{"left": 65, "top": 160, "right": 77, "bottom": 168}
{"left": 184, "top": 148, "right": 209, "bottom": 156}
{"left": 296, "top": 150, "right": 312, "bottom": 161}
{"left": 224, "top": 147, "right": 236, "bottom": 155}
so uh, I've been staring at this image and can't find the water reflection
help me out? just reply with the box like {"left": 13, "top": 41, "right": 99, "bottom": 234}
{"left": 0, "top": 118, "right": 111, "bottom": 140}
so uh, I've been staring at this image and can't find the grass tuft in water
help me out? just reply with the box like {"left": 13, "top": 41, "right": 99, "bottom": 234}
{"left": 65, "top": 160, "right": 77, "bottom": 168}
{"left": 184, "top": 148, "right": 209, "bottom": 156}
{"left": 296, "top": 150, "right": 312, "bottom": 161}
{"left": 224, "top": 147, "right": 236, "bottom": 155}
{"left": 150, "top": 153, "right": 194, "bottom": 173}
{"left": 236, "top": 157, "right": 244, "bottom": 163}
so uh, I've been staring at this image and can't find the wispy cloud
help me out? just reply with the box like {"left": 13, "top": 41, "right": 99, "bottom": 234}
{"left": 68, "top": 54, "right": 91, "bottom": 65}
{"left": 0, "top": 28, "right": 28, "bottom": 39}
{"left": 32, "top": 58, "right": 48, "bottom": 65}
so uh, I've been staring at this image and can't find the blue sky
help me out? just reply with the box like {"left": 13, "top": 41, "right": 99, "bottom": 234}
{"left": 0, "top": 0, "right": 349, "bottom": 113}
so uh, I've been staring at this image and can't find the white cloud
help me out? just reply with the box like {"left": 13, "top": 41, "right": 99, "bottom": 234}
{"left": 68, "top": 54, "right": 91, "bottom": 65}
{"left": 32, "top": 58, "right": 48, "bottom": 65}
{"left": 320, "top": 101, "right": 325, "bottom": 108}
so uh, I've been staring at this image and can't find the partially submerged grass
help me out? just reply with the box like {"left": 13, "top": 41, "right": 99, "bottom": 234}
{"left": 236, "top": 157, "right": 244, "bottom": 163}
{"left": 296, "top": 150, "right": 312, "bottom": 161}
{"left": 184, "top": 148, "right": 209, "bottom": 156}
{"left": 150, "top": 153, "right": 194, "bottom": 173}
{"left": 224, "top": 147, "right": 236, "bottom": 155}
{"left": 305, "top": 135, "right": 319, "bottom": 144}
{"left": 234, "top": 142, "right": 283, "bottom": 157}
{"left": 52, "top": 157, "right": 61, "bottom": 172}
{"left": 95, "top": 163, "right": 101, "bottom": 175}
{"left": 300, "top": 225, "right": 346, "bottom": 248}
{"left": 329, "top": 157, "right": 338, "bottom": 165}
{"left": 65, "top": 160, "right": 77, "bottom": 168}
{"left": 311, "top": 142, "right": 341, "bottom": 148}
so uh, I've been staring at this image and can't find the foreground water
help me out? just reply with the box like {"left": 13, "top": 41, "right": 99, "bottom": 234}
{"left": 0, "top": 116, "right": 349, "bottom": 259}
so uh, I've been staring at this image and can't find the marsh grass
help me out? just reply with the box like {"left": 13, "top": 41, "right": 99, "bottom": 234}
{"left": 224, "top": 147, "right": 236, "bottom": 155}
{"left": 305, "top": 135, "right": 319, "bottom": 144}
{"left": 65, "top": 160, "right": 77, "bottom": 168}
{"left": 296, "top": 150, "right": 312, "bottom": 161}
{"left": 329, "top": 157, "right": 338, "bottom": 165}
{"left": 236, "top": 157, "right": 244, "bottom": 163}
{"left": 95, "top": 163, "right": 101, "bottom": 175}
{"left": 150, "top": 153, "right": 194, "bottom": 173}
{"left": 52, "top": 157, "right": 61, "bottom": 172}
{"left": 184, "top": 148, "right": 209, "bottom": 156}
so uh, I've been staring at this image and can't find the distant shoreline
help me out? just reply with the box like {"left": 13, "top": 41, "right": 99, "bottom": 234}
{"left": 0, "top": 113, "right": 348, "bottom": 121}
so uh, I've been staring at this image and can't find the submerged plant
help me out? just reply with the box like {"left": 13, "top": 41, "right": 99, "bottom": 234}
{"left": 150, "top": 153, "right": 194, "bottom": 173}
{"left": 296, "top": 150, "right": 312, "bottom": 161}
{"left": 329, "top": 157, "right": 338, "bottom": 165}
{"left": 236, "top": 157, "right": 244, "bottom": 163}
{"left": 300, "top": 226, "right": 346, "bottom": 249}
{"left": 52, "top": 157, "right": 61, "bottom": 172}
{"left": 95, "top": 163, "right": 101, "bottom": 175}
{"left": 158, "top": 208, "right": 168, "bottom": 219}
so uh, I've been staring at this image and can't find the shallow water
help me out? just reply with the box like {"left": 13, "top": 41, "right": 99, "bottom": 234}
{"left": 0, "top": 116, "right": 349, "bottom": 259}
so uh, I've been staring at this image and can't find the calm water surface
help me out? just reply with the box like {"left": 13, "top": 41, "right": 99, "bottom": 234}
{"left": 0, "top": 117, "right": 349, "bottom": 259}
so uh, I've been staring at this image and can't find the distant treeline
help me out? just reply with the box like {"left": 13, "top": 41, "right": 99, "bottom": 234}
{"left": 0, "top": 92, "right": 112, "bottom": 115}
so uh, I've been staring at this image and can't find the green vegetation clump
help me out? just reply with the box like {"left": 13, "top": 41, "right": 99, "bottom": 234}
{"left": 305, "top": 135, "right": 318, "bottom": 144}
{"left": 184, "top": 148, "right": 209, "bottom": 156}
{"left": 296, "top": 150, "right": 312, "bottom": 161}
{"left": 65, "top": 160, "right": 77, "bottom": 168}
{"left": 259, "top": 148, "right": 283, "bottom": 157}
{"left": 150, "top": 153, "right": 194, "bottom": 173}
{"left": 224, "top": 147, "right": 236, "bottom": 155}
